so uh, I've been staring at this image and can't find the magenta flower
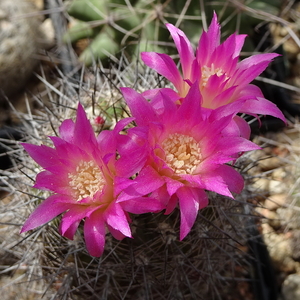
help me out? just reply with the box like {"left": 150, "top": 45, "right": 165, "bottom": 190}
{"left": 120, "top": 83, "right": 260, "bottom": 240}
{"left": 21, "top": 104, "right": 163, "bottom": 257}
{"left": 141, "top": 12, "right": 285, "bottom": 125}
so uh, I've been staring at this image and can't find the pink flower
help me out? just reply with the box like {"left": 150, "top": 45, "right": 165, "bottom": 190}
{"left": 21, "top": 104, "right": 163, "bottom": 257}
{"left": 120, "top": 83, "right": 260, "bottom": 240}
{"left": 141, "top": 12, "right": 285, "bottom": 125}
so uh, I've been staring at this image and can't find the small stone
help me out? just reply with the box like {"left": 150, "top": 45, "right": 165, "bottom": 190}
{"left": 256, "top": 208, "right": 281, "bottom": 229}
{"left": 268, "top": 211, "right": 281, "bottom": 230}
{"left": 252, "top": 178, "right": 270, "bottom": 192}
{"left": 39, "top": 18, "right": 55, "bottom": 48}
{"left": 262, "top": 224, "right": 296, "bottom": 273}
{"left": 282, "top": 274, "right": 300, "bottom": 300}
{"left": 260, "top": 156, "right": 283, "bottom": 171}
{"left": 290, "top": 230, "right": 300, "bottom": 261}
{"left": 269, "top": 179, "right": 285, "bottom": 195}
{"left": 28, "top": 0, "right": 44, "bottom": 10}
{"left": 277, "top": 208, "right": 300, "bottom": 230}
{"left": 0, "top": 9, "right": 6, "bottom": 19}
{"left": 264, "top": 194, "right": 288, "bottom": 211}
{"left": 272, "top": 168, "right": 287, "bottom": 181}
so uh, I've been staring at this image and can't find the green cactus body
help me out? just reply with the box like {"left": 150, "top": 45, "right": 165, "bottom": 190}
{"left": 79, "top": 26, "right": 120, "bottom": 65}
{"left": 67, "top": 0, "right": 108, "bottom": 22}
{"left": 63, "top": 20, "right": 100, "bottom": 44}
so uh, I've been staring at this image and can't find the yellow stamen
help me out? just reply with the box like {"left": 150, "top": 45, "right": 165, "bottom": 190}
{"left": 68, "top": 160, "right": 105, "bottom": 201}
{"left": 162, "top": 133, "right": 202, "bottom": 175}
{"left": 201, "top": 63, "right": 226, "bottom": 88}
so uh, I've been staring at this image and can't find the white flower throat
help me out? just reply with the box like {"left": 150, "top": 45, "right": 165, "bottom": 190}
{"left": 68, "top": 160, "right": 105, "bottom": 201}
{"left": 162, "top": 133, "right": 202, "bottom": 175}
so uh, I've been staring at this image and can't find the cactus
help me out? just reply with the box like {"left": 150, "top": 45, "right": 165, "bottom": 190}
{"left": 0, "top": 54, "right": 262, "bottom": 299}
{"left": 64, "top": 0, "right": 282, "bottom": 66}
{"left": 0, "top": 1, "right": 292, "bottom": 299}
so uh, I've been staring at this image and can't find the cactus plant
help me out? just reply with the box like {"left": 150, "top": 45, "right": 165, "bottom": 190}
{"left": 0, "top": 2, "right": 291, "bottom": 300}
{"left": 0, "top": 52, "right": 273, "bottom": 300}
{"left": 64, "top": 0, "right": 282, "bottom": 66}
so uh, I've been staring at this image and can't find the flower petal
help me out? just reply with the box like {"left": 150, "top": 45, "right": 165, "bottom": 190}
{"left": 177, "top": 187, "right": 208, "bottom": 240}
{"left": 220, "top": 115, "right": 251, "bottom": 139}
{"left": 216, "top": 137, "right": 260, "bottom": 155}
{"left": 236, "top": 53, "right": 280, "bottom": 84}
{"left": 165, "top": 194, "right": 179, "bottom": 215}
{"left": 107, "top": 224, "right": 127, "bottom": 240}
{"left": 22, "top": 143, "right": 59, "bottom": 170}
{"left": 141, "top": 52, "right": 183, "bottom": 90}
{"left": 98, "top": 117, "right": 135, "bottom": 154}
{"left": 120, "top": 197, "right": 165, "bottom": 214}
{"left": 117, "top": 165, "right": 165, "bottom": 201}
{"left": 177, "top": 81, "right": 202, "bottom": 123}
{"left": 84, "top": 210, "right": 106, "bottom": 257}
{"left": 59, "top": 119, "right": 75, "bottom": 143}
{"left": 240, "top": 97, "right": 286, "bottom": 123}
{"left": 59, "top": 220, "right": 80, "bottom": 240}
{"left": 121, "top": 87, "right": 158, "bottom": 126}
{"left": 34, "top": 170, "right": 71, "bottom": 195}
{"left": 20, "top": 194, "right": 73, "bottom": 233}
{"left": 232, "top": 34, "right": 247, "bottom": 58}
{"left": 105, "top": 203, "right": 132, "bottom": 238}
{"left": 233, "top": 115, "right": 251, "bottom": 139}
{"left": 164, "top": 175, "right": 185, "bottom": 195}
{"left": 197, "top": 11, "right": 220, "bottom": 65}
{"left": 115, "top": 127, "right": 149, "bottom": 177}
{"left": 60, "top": 205, "right": 97, "bottom": 236}
{"left": 72, "top": 103, "right": 98, "bottom": 152}
{"left": 201, "top": 171, "right": 233, "bottom": 197}
{"left": 216, "top": 165, "right": 244, "bottom": 194}
{"left": 166, "top": 23, "right": 195, "bottom": 78}
{"left": 142, "top": 87, "right": 183, "bottom": 112}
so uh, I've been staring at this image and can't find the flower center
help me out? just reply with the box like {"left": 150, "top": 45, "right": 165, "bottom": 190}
{"left": 201, "top": 63, "right": 226, "bottom": 88}
{"left": 68, "top": 160, "right": 105, "bottom": 201}
{"left": 162, "top": 133, "right": 202, "bottom": 175}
